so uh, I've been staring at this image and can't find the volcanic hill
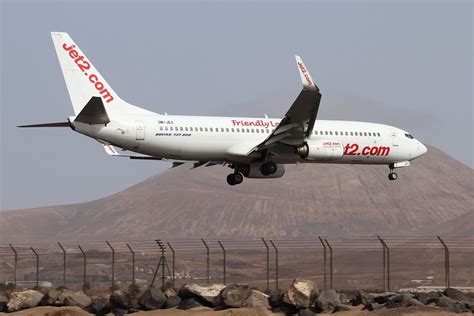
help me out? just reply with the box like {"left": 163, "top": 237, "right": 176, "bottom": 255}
{"left": 1, "top": 146, "right": 472, "bottom": 243}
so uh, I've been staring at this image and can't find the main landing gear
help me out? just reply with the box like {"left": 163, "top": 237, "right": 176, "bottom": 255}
{"left": 226, "top": 172, "right": 243, "bottom": 186}
{"left": 260, "top": 161, "right": 277, "bottom": 176}
{"left": 388, "top": 164, "right": 398, "bottom": 181}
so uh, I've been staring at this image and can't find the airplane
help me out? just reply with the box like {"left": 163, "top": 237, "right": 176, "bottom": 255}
{"left": 19, "top": 32, "right": 427, "bottom": 186}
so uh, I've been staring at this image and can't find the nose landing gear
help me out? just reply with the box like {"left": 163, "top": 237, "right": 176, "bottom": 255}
{"left": 388, "top": 164, "right": 398, "bottom": 181}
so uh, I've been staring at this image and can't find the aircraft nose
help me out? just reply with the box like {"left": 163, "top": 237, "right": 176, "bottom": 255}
{"left": 417, "top": 142, "right": 427, "bottom": 156}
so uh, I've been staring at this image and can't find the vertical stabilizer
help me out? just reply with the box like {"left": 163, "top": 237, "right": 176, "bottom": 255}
{"left": 51, "top": 32, "right": 153, "bottom": 116}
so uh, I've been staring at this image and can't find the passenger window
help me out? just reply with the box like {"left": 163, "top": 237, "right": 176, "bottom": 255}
{"left": 159, "top": 126, "right": 163, "bottom": 131}
{"left": 266, "top": 129, "right": 269, "bottom": 133}
{"left": 364, "top": 132, "right": 367, "bottom": 136}
{"left": 378, "top": 132, "right": 381, "bottom": 137}
{"left": 325, "top": 131, "right": 328, "bottom": 135}
{"left": 205, "top": 127, "right": 208, "bottom": 132}
{"left": 247, "top": 128, "right": 250, "bottom": 133}
{"left": 231, "top": 128, "right": 234, "bottom": 132}
{"left": 256, "top": 129, "right": 260, "bottom": 133}
{"left": 226, "top": 128, "right": 229, "bottom": 132}
{"left": 368, "top": 132, "right": 372, "bottom": 136}
{"left": 335, "top": 131, "right": 338, "bottom": 135}
{"left": 315, "top": 131, "right": 318, "bottom": 135}
{"left": 236, "top": 128, "right": 240, "bottom": 132}
{"left": 184, "top": 127, "right": 188, "bottom": 131}
{"left": 354, "top": 132, "right": 358, "bottom": 136}
{"left": 345, "top": 132, "right": 348, "bottom": 136}
{"left": 190, "top": 127, "right": 193, "bottom": 131}
{"left": 350, "top": 132, "right": 353, "bottom": 136}
{"left": 330, "top": 131, "right": 333, "bottom": 135}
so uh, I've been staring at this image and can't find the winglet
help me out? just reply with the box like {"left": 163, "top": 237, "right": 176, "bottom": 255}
{"left": 295, "top": 55, "right": 319, "bottom": 91}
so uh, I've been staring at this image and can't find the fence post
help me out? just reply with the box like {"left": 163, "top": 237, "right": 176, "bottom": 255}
{"left": 201, "top": 239, "right": 210, "bottom": 284}
{"left": 167, "top": 242, "right": 175, "bottom": 289}
{"left": 324, "top": 239, "right": 333, "bottom": 289}
{"left": 318, "top": 237, "right": 327, "bottom": 289}
{"left": 269, "top": 240, "right": 279, "bottom": 291}
{"left": 437, "top": 236, "right": 450, "bottom": 288}
{"left": 377, "top": 236, "right": 386, "bottom": 291}
{"left": 9, "top": 244, "right": 17, "bottom": 286}
{"left": 78, "top": 245, "right": 87, "bottom": 292}
{"left": 126, "top": 244, "right": 135, "bottom": 285}
{"left": 106, "top": 241, "right": 115, "bottom": 292}
{"left": 378, "top": 237, "right": 390, "bottom": 291}
{"left": 58, "top": 242, "right": 66, "bottom": 288}
{"left": 156, "top": 240, "right": 167, "bottom": 289}
{"left": 217, "top": 241, "right": 226, "bottom": 285}
{"left": 261, "top": 237, "right": 270, "bottom": 292}
{"left": 30, "top": 247, "right": 39, "bottom": 288}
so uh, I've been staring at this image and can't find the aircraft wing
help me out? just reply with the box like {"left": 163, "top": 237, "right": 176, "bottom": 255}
{"left": 248, "top": 55, "right": 321, "bottom": 154}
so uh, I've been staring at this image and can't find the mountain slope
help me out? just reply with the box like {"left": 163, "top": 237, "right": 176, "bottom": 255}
{"left": 1, "top": 146, "right": 473, "bottom": 243}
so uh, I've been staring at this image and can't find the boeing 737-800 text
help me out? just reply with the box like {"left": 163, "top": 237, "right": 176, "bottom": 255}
{"left": 19, "top": 32, "right": 427, "bottom": 185}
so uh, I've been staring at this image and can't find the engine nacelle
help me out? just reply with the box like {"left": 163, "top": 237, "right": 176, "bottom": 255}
{"left": 296, "top": 140, "right": 344, "bottom": 161}
{"left": 239, "top": 163, "right": 285, "bottom": 178}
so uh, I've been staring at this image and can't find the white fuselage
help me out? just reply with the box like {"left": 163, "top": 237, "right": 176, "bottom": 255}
{"left": 73, "top": 113, "right": 427, "bottom": 165}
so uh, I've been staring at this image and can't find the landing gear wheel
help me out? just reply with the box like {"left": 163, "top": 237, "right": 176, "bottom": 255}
{"left": 226, "top": 172, "right": 244, "bottom": 186}
{"left": 388, "top": 172, "right": 398, "bottom": 181}
{"left": 260, "top": 162, "right": 277, "bottom": 176}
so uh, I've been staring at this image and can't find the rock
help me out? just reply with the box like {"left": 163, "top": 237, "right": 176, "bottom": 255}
{"left": 268, "top": 289, "right": 284, "bottom": 308}
{"left": 334, "top": 303, "right": 351, "bottom": 312}
{"left": 219, "top": 284, "right": 252, "bottom": 308}
{"left": 0, "top": 292, "right": 8, "bottom": 312}
{"left": 165, "top": 295, "right": 181, "bottom": 309}
{"left": 350, "top": 290, "right": 374, "bottom": 306}
{"left": 7, "top": 290, "right": 44, "bottom": 312}
{"left": 40, "top": 290, "right": 61, "bottom": 306}
{"left": 298, "top": 308, "right": 315, "bottom": 316}
{"left": 59, "top": 290, "right": 91, "bottom": 309}
{"left": 164, "top": 287, "right": 177, "bottom": 298}
{"left": 272, "top": 304, "right": 299, "bottom": 315}
{"left": 90, "top": 295, "right": 110, "bottom": 315}
{"left": 178, "top": 297, "right": 203, "bottom": 310}
{"left": 179, "top": 283, "right": 225, "bottom": 307}
{"left": 373, "top": 292, "right": 397, "bottom": 304}
{"left": 109, "top": 290, "right": 132, "bottom": 310}
{"left": 138, "top": 287, "right": 167, "bottom": 310}
{"left": 436, "top": 295, "right": 468, "bottom": 313}
{"left": 444, "top": 288, "right": 470, "bottom": 303}
{"left": 314, "top": 289, "right": 340, "bottom": 313}
{"left": 385, "top": 293, "right": 423, "bottom": 308}
{"left": 415, "top": 292, "right": 441, "bottom": 305}
{"left": 283, "top": 278, "right": 318, "bottom": 309}
{"left": 243, "top": 289, "right": 270, "bottom": 309}
{"left": 112, "top": 308, "right": 127, "bottom": 316}
{"left": 364, "top": 302, "right": 385, "bottom": 311}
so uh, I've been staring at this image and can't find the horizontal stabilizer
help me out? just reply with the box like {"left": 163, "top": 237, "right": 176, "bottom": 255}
{"left": 75, "top": 97, "right": 110, "bottom": 125}
{"left": 18, "top": 121, "right": 70, "bottom": 128}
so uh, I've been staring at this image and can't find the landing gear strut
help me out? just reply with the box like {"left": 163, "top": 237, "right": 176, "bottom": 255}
{"left": 260, "top": 162, "right": 277, "bottom": 176}
{"left": 226, "top": 172, "right": 243, "bottom": 186}
{"left": 388, "top": 164, "right": 398, "bottom": 181}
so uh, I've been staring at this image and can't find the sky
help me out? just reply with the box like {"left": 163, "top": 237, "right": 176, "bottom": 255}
{"left": 1, "top": 0, "right": 472, "bottom": 210}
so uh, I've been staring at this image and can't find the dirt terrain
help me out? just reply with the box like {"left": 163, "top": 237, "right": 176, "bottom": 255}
{"left": 1, "top": 306, "right": 472, "bottom": 316}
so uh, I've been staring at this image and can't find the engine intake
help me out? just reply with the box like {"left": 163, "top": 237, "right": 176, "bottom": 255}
{"left": 296, "top": 139, "right": 344, "bottom": 161}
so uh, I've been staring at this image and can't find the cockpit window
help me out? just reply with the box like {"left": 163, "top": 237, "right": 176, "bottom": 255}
{"left": 405, "top": 133, "right": 414, "bottom": 139}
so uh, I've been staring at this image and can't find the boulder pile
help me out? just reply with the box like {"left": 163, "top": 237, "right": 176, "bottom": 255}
{"left": 0, "top": 282, "right": 472, "bottom": 314}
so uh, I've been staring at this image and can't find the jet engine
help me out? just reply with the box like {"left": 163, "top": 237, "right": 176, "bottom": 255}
{"left": 296, "top": 140, "right": 344, "bottom": 161}
{"left": 239, "top": 163, "right": 285, "bottom": 178}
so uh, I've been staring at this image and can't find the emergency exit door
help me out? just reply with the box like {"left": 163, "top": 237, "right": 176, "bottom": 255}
{"left": 136, "top": 120, "right": 145, "bottom": 140}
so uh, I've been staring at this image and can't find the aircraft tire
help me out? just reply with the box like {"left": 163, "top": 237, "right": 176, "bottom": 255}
{"left": 388, "top": 172, "right": 398, "bottom": 181}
